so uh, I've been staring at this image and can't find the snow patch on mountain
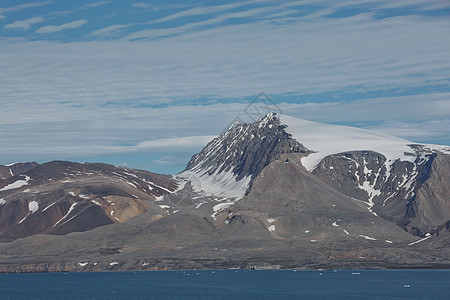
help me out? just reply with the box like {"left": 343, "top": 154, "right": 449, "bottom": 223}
{"left": 0, "top": 176, "right": 31, "bottom": 191}
{"left": 54, "top": 203, "right": 77, "bottom": 227}
{"left": 29, "top": 201, "right": 39, "bottom": 213}
{"left": 180, "top": 168, "right": 251, "bottom": 200}
{"left": 279, "top": 115, "right": 418, "bottom": 171}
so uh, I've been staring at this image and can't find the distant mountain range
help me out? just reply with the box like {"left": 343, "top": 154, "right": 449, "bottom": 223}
{"left": 0, "top": 113, "right": 449, "bottom": 272}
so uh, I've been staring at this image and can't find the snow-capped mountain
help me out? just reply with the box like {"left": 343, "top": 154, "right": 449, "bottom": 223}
{"left": 177, "top": 114, "right": 308, "bottom": 200}
{"left": 0, "top": 113, "right": 449, "bottom": 272}
{"left": 174, "top": 112, "right": 449, "bottom": 236}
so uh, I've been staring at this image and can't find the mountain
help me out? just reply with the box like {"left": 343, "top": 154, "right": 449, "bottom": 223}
{"left": 0, "top": 162, "right": 39, "bottom": 180}
{"left": 0, "top": 161, "right": 178, "bottom": 242}
{"left": 0, "top": 113, "right": 449, "bottom": 272}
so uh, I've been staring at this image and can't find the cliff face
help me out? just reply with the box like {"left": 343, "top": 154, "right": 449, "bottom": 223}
{"left": 311, "top": 151, "right": 450, "bottom": 236}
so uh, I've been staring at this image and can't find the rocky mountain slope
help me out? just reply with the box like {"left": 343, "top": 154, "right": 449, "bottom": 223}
{"left": 0, "top": 113, "right": 449, "bottom": 272}
{"left": 0, "top": 161, "right": 178, "bottom": 242}
{"left": 0, "top": 162, "right": 38, "bottom": 180}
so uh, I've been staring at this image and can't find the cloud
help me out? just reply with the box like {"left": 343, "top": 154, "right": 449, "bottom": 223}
{"left": 280, "top": 93, "right": 450, "bottom": 124}
{"left": 150, "top": 1, "right": 255, "bottom": 24}
{"left": 0, "top": 0, "right": 449, "bottom": 170}
{"left": 88, "top": 24, "right": 130, "bottom": 38}
{"left": 1, "top": 11, "right": 449, "bottom": 107}
{"left": 132, "top": 3, "right": 150, "bottom": 9}
{"left": 126, "top": 6, "right": 283, "bottom": 40}
{"left": 36, "top": 19, "right": 88, "bottom": 34}
{"left": 0, "top": 1, "right": 53, "bottom": 14}
{"left": 86, "top": 1, "right": 110, "bottom": 8}
{"left": 5, "top": 17, "right": 44, "bottom": 30}
{"left": 364, "top": 120, "right": 450, "bottom": 141}
{"left": 136, "top": 136, "right": 216, "bottom": 150}
{"left": 0, "top": 14, "right": 4, "bottom": 19}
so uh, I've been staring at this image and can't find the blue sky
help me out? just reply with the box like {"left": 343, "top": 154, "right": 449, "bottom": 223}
{"left": 0, "top": 0, "right": 449, "bottom": 174}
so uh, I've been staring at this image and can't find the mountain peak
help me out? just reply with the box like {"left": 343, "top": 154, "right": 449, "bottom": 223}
{"left": 178, "top": 113, "right": 308, "bottom": 200}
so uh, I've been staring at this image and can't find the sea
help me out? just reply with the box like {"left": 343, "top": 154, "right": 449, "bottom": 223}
{"left": 1, "top": 269, "right": 449, "bottom": 299}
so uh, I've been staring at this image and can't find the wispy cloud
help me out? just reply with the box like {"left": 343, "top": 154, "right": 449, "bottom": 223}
{"left": 365, "top": 120, "right": 450, "bottom": 141}
{"left": 88, "top": 24, "right": 131, "bottom": 38}
{"left": 150, "top": 1, "right": 255, "bottom": 24}
{"left": 132, "top": 2, "right": 150, "bottom": 9}
{"left": 0, "top": 0, "right": 449, "bottom": 171}
{"left": 5, "top": 17, "right": 44, "bottom": 30}
{"left": 126, "top": 6, "right": 281, "bottom": 40}
{"left": 136, "top": 136, "right": 216, "bottom": 149}
{"left": 0, "top": 1, "right": 53, "bottom": 14}
{"left": 86, "top": 1, "right": 110, "bottom": 8}
{"left": 36, "top": 19, "right": 88, "bottom": 34}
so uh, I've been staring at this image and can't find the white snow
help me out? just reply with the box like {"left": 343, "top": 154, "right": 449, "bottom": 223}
{"left": 0, "top": 176, "right": 31, "bottom": 191}
{"left": 54, "top": 203, "right": 77, "bottom": 227}
{"left": 159, "top": 205, "right": 171, "bottom": 209}
{"left": 42, "top": 202, "right": 56, "bottom": 212}
{"left": 29, "top": 201, "right": 39, "bottom": 213}
{"left": 110, "top": 261, "right": 119, "bottom": 266}
{"left": 154, "top": 195, "right": 164, "bottom": 202}
{"left": 78, "top": 194, "right": 90, "bottom": 199}
{"left": 22, "top": 189, "right": 30, "bottom": 193}
{"left": 78, "top": 262, "right": 88, "bottom": 267}
{"left": 279, "top": 114, "right": 417, "bottom": 171}
{"left": 91, "top": 200, "right": 102, "bottom": 206}
{"left": 143, "top": 179, "right": 173, "bottom": 193}
{"left": 358, "top": 234, "right": 376, "bottom": 241}
{"left": 408, "top": 235, "right": 432, "bottom": 246}
{"left": 110, "top": 210, "right": 114, "bottom": 216}
{"left": 268, "top": 218, "right": 275, "bottom": 223}
{"left": 179, "top": 167, "right": 251, "bottom": 200}
{"left": 211, "top": 202, "right": 234, "bottom": 220}
{"left": 332, "top": 221, "right": 339, "bottom": 227}
{"left": 358, "top": 158, "right": 381, "bottom": 206}
{"left": 386, "top": 240, "right": 393, "bottom": 244}
{"left": 9, "top": 169, "right": 14, "bottom": 176}
{"left": 0, "top": 198, "right": 5, "bottom": 205}
{"left": 305, "top": 230, "right": 310, "bottom": 233}
{"left": 126, "top": 181, "right": 137, "bottom": 188}
{"left": 18, "top": 215, "right": 28, "bottom": 224}
{"left": 268, "top": 225, "right": 276, "bottom": 232}
{"left": 142, "top": 262, "right": 149, "bottom": 266}
{"left": 213, "top": 202, "right": 234, "bottom": 212}
{"left": 195, "top": 202, "right": 205, "bottom": 209}
{"left": 68, "top": 192, "right": 76, "bottom": 197}
{"left": 123, "top": 171, "right": 138, "bottom": 178}
{"left": 343, "top": 230, "right": 350, "bottom": 235}
{"left": 5, "top": 162, "right": 18, "bottom": 167}
{"left": 18, "top": 201, "right": 39, "bottom": 224}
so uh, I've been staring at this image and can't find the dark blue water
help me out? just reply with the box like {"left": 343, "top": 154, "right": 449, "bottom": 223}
{"left": 1, "top": 270, "right": 449, "bottom": 299}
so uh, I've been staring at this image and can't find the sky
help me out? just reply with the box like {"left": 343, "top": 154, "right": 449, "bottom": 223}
{"left": 0, "top": 0, "right": 449, "bottom": 174}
